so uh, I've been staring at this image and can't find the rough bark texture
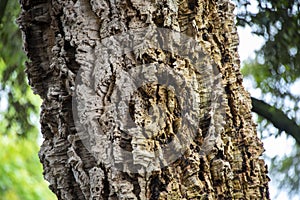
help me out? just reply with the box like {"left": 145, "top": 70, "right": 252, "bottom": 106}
{"left": 18, "top": 0, "right": 270, "bottom": 199}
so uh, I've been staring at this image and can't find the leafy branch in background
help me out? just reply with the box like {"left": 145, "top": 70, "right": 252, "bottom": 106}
{"left": 0, "top": 134, "right": 56, "bottom": 200}
{"left": 235, "top": 0, "right": 300, "bottom": 197}
{"left": 235, "top": 0, "right": 300, "bottom": 126}
{"left": 0, "top": 0, "right": 39, "bottom": 138}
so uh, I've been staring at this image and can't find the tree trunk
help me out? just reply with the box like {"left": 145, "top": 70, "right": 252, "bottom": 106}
{"left": 18, "top": 0, "right": 270, "bottom": 199}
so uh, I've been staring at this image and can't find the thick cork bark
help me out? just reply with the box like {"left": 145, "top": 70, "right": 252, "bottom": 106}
{"left": 18, "top": 0, "right": 270, "bottom": 199}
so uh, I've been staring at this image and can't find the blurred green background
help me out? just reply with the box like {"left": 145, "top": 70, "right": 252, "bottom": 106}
{"left": 0, "top": 0, "right": 299, "bottom": 199}
{"left": 0, "top": 0, "right": 56, "bottom": 199}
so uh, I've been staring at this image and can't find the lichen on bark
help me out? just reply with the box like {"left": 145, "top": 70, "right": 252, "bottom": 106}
{"left": 18, "top": 0, "right": 270, "bottom": 199}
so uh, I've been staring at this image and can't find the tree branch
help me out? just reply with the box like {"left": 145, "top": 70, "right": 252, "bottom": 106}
{"left": 251, "top": 97, "right": 300, "bottom": 145}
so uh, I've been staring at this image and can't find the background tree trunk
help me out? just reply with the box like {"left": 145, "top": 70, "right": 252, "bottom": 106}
{"left": 18, "top": 0, "right": 270, "bottom": 199}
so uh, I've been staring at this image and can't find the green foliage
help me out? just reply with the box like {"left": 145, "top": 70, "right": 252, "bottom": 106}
{"left": 269, "top": 143, "right": 300, "bottom": 197}
{"left": 0, "top": 134, "right": 57, "bottom": 200}
{"left": 0, "top": 1, "right": 56, "bottom": 199}
{"left": 236, "top": 0, "right": 300, "bottom": 103}
{"left": 0, "top": 0, "right": 39, "bottom": 137}
{"left": 235, "top": 0, "right": 300, "bottom": 138}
